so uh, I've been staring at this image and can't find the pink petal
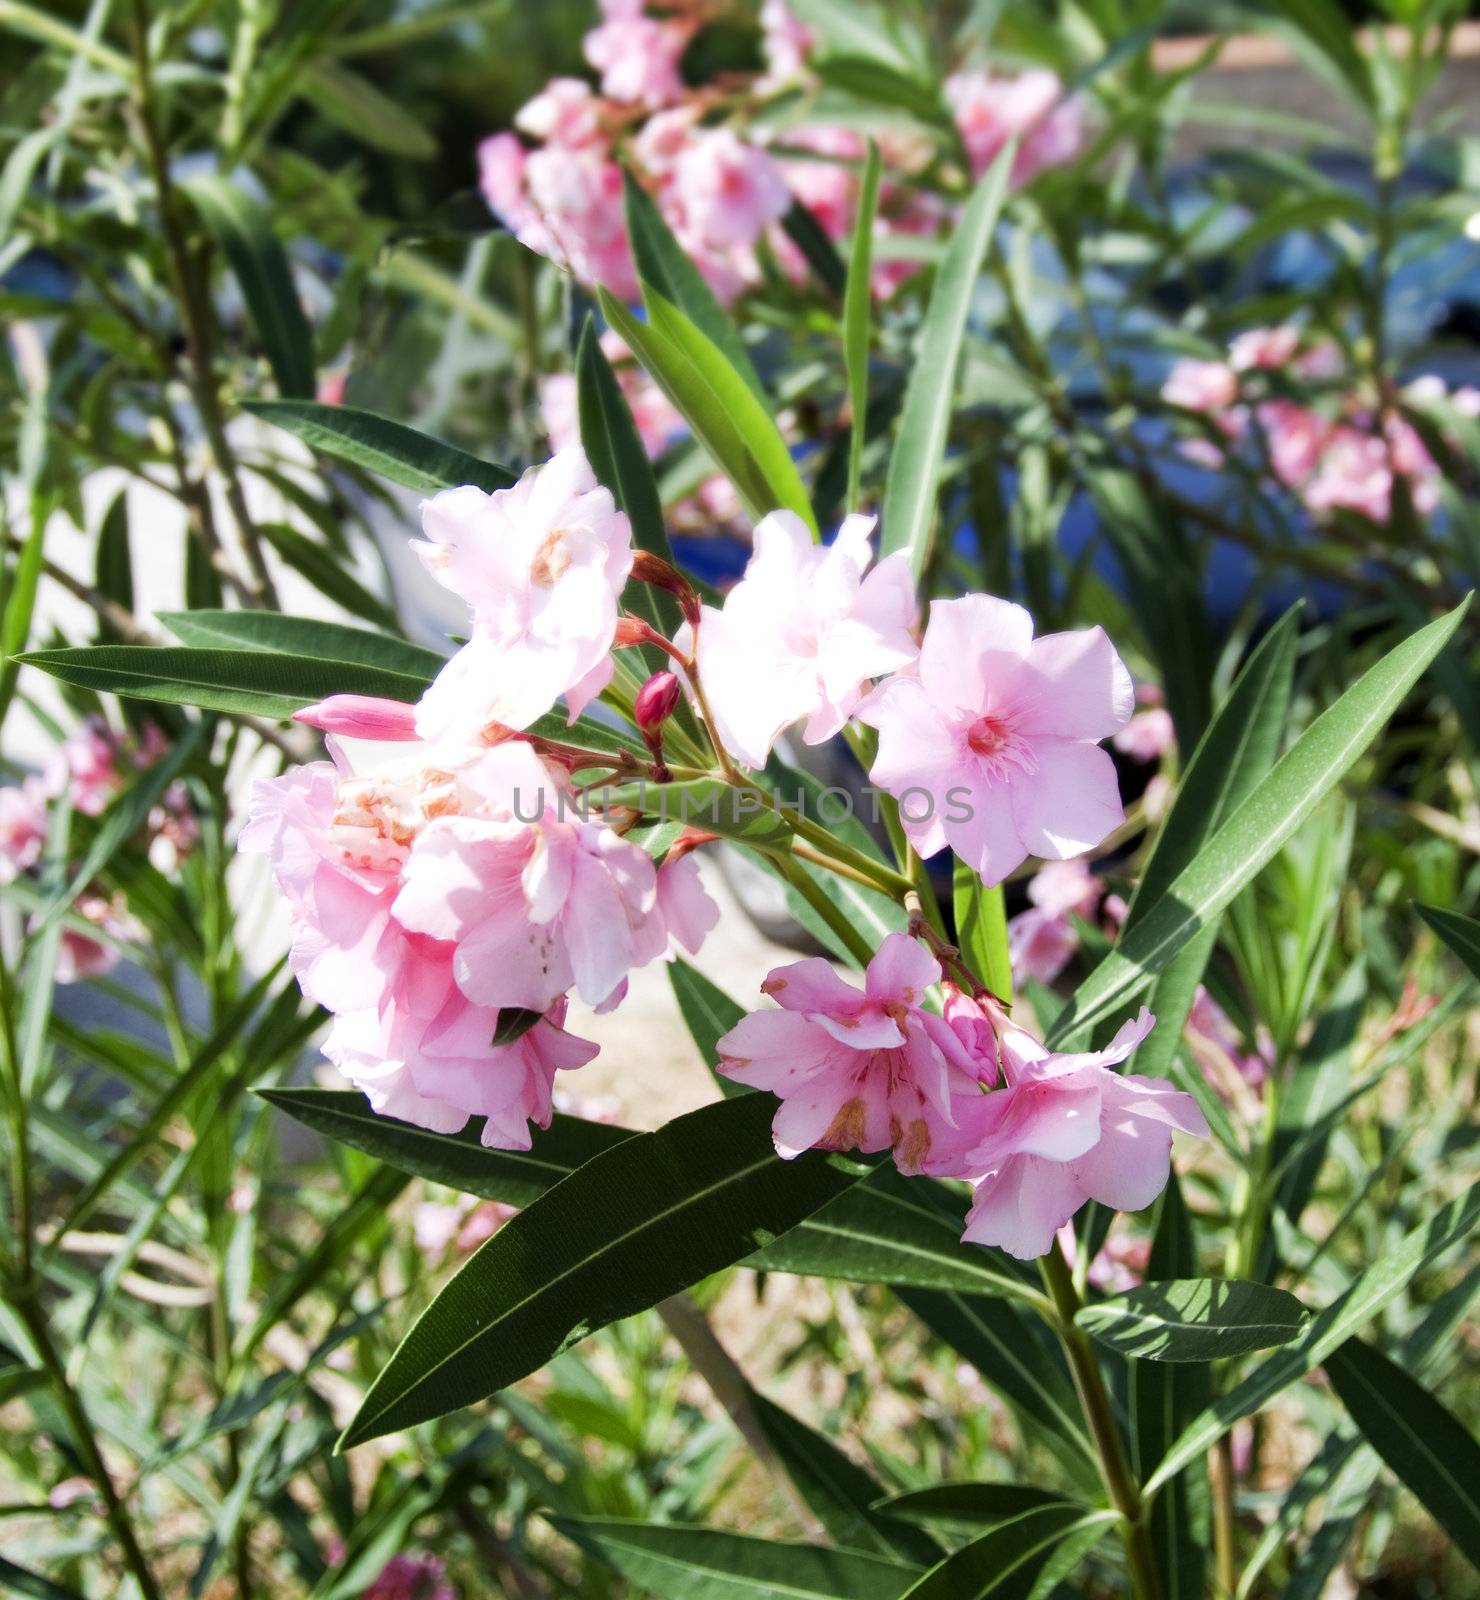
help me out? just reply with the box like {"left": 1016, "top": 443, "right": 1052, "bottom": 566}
{"left": 1008, "top": 627, "right": 1135, "bottom": 740}
{"left": 918, "top": 595, "right": 1034, "bottom": 712}
{"left": 962, "top": 1154, "right": 1087, "bottom": 1260}
{"left": 1007, "top": 738, "right": 1123, "bottom": 860}
{"left": 761, "top": 955, "right": 866, "bottom": 1016}
{"left": 865, "top": 932, "right": 940, "bottom": 1005}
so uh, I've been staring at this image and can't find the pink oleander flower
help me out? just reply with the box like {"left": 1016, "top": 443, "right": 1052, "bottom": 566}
{"left": 1007, "top": 857, "right": 1103, "bottom": 984}
{"left": 540, "top": 332, "right": 683, "bottom": 460}
{"left": 46, "top": 719, "right": 125, "bottom": 816}
{"left": 776, "top": 125, "right": 864, "bottom": 242}
{"left": 695, "top": 511, "right": 918, "bottom": 768}
{"left": 670, "top": 127, "right": 793, "bottom": 251}
{"left": 359, "top": 1551, "right": 456, "bottom": 1600}
{"left": 948, "top": 1008, "right": 1208, "bottom": 1259}
{"left": 584, "top": 9, "right": 692, "bottom": 106}
{"left": 390, "top": 742, "right": 670, "bottom": 1013}
{"left": 1186, "top": 984, "right": 1272, "bottom": 1093}
{"left": 1113, "top": 685, "right": 1176, "bottom": 763}
{"left": 294, "top": 695, "right": 421, "bottom": 742}
{"left": 0, "top": 777, "right": 48, "bottom": 884}
{"left": 1228, "top": 325, "right": 1302, "bottom": 372}
{"left": 515, "top": 77, "right": 606, "bottom": 148}
{"left": 760, "top": 0, "right": 814, "bottom": 86}
{"left": 716, "top": 933, "right": 988, "bottom": 1173}
{"left": 1302, "top": 414, "right": 1440, "bottom": 522}
{"left": 412, "top": 449, "right": 633, "bottom": 742}
{"left": 1162, "top": 358, "right": 1238, "bottom": 415}
{"left": 946, "top": 68, "right": 1083, "bottom": 185}
{"left": 656, "top": 853, "right": 720, "bottom": 956}
{"left": 1258, "top": 398, "right": 1329, "bottom": 489}
{"left": 54, "top": 893, "right": 143, "bottom": 985}
{"left": 859, "top": 595, "right": 1132, "bottom": 886}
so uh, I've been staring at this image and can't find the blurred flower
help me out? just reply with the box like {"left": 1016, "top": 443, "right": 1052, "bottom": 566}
{"left": 1007, "top": 857, "right": 1103, "bottom": 983}
{"left": 1113, "top": 684, "right": 1176, "bottom": 764}
{"left": 945, "top": 68, "right": 1083, "bottom": 185}
{"left": 0, "top": 776, "right": 48, "bottom": 884}
{"left": 861, "top": 596, "right": 1132, "bottom": 886}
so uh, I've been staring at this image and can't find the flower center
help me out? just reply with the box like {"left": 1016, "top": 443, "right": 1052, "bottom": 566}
{"left": 529, "top": 529, "right": 573, "bottom": 588}
{"left": 966, "top": 715, "right": 1011, "bottom": 757}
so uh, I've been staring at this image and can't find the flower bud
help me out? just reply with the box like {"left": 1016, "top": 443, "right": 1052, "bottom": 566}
{"left": 613, "top": 616, "right": 654, "bottom": 648}
{"left": 631, "top": 550, "right": 702, "bottom": 630}
{"left": 293, "top": 695, "right": 420, "bottom": 742}
{"left": 635, "top": 671, "right": 681, "bottom": 730}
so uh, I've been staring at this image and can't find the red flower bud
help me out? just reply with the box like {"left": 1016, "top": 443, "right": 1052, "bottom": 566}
{"left": 634, "top": 670, "right": 681, "bottom": 730}
{"left": 631, "top": 550, "right": 702, "bottom": 630}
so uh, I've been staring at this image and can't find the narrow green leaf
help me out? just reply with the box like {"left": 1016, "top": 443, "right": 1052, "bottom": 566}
{"left": 339, "top": 1094, "right": 864, "bottom": 1446}
{"left": 600, "top": 778, "right": 796, "bottom": 849}
{"left": 259, "top": 1089, "right": 631, "bottom": 1206}
{"left": 244, "top": 399, "right": 517, "bottom": 493}
{"left": 814, "top": 54, "right": 950, "bottom": 127}
{"left": 1325, "top": 1336, "right": 1480, "bottom": 1571}
{"left": 19, "top": 645, "right": 429, "bottom": 720}
{"left": 0, "top": 1556, "right": 87, "bottom": 1600}
{"left": 669, "top": 959, "right": 749, "bottom": 1100}
{"left": 257, "top": 522, "right": 398, "bottom": 630}
{"left": 1145, "top": 1178, "right": 1480, "bottom": 1496}
{"left": 600, "top": 289, "right": 817, "bottom": 535}
{"left": 751, "top": 1393, "right": 943, "bottom": 1564}
{"left": 1049, "top": 599, "right": 1469, "bottom": 1046}
{"left": 625, "top": 172, "right": 766, "bottom": 403}
{"left": 1078, "top": 1279, "right": 1309, "bottom": 1363}
{"left": 845, "top": 140, "right": 882, "bottom": 512}
{"left": 182, "top": 174, "right": 315, "bottom": 398}
{"left": 953, "top": 863, "right": 1012, "bottom": 1002}
{"left": 157, "top": 608, "right": 443, "bottom": 680}
{"left": 879, "top": 144, "right": 1012, "bottom": 578}
{"left": 300, "top": 59, "right": 438, "bottom": 159}
{"left": 1417, "top": 903, "right": 1480, "bottom": 982}
{"left": 550, "top": 1516, "right": 920, "bottom": 1600}
{"left": 897, "top": 1504, "right": 1103, "bottom": 1600}
{"left": 876, "top": 1485, "right": 1080, "bottom": 1533}
{"left": 780, "top": 199, "right": 847, "bottom": 297}
{"left": 0, "top": 490, "right": 46, "bottom": 726}
{"left": 94, "top": 488, "right": 133, "bottom": 626}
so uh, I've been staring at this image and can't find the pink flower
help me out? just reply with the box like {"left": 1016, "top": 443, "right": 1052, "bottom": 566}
{"left": 946, "top": 69, "right": 1082, "bottom": 185}
{"left": 0, "top": 778, "right": 48, "bottom": 884}
{"left": 584, "top": 12, "right": 692, "bottom": 106}
{"left": 760, "top": 0, "right": 814, "bottom": 86}
{"left": 1229, "top": 325, "right": 1301, "bottom": 372}
{"left": 412, "top": 449, "right": 633, "bottom": 742}
{"left": 390, "top": 743, "right": 669, "bottom": 1013}
{"left": 294, "top": 695, "right": 421, "bottom": 742}
{"left": 361, "top": 1552, "right": 456, "bottom": 1600}
{"left": 515, "top": 77, "right": 606, "bottom": 148}
{"left": 1186, "top": 985, "right": 1271, "bottom": 1093}
{"left": 716, "top": 933, "right": 988, "bottom": 1173}
{"left": 1113, "top": 687, "right": 1175, "bottom": 763}
{"left": 540, "top": 333, "right": 682, "bottom": 459}
{"left": 53, "top": 893, "right": 142, "bottom": 985}
{"left": 656, "top": 853, "right": 720, "bottom": 956}
{"left": 949, "top": 1009, "right": 1208, "bottom": 1259}
{"left": 859, "top": 596, "right": 1132, "bottom": 886}
{"left": 670, "top": 128, "right": 792, "bottom": 251}
{"left": 1162, "top": 358, "right": 1237, "bottom": 415}
{"left": 1007, "top": 858, "right": 1103, "bottom": 983}
{"left": 777, "top": 125, "right": 864, "bottom": 241}
{"left": 695, "top": 512, "right": 918, "bottom": 768}
{"left": 45, "top": 720, "right": 124, "bottom": 816}
{"left": 1258, "top": 399, "right": 1329, "bottom": 489}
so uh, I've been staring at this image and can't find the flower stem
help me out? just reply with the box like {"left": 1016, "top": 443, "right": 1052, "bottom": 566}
{"left": 1039, "top": 1241, "right": 1162, "bottom": 1600}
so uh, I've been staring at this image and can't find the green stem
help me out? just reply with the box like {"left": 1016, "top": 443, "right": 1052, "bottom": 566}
{"left": 777, "top": 855, "right": 875, "bottom": 967}
{"left": 1039, "top": 1242, "right": 1162, "bottom": 1600}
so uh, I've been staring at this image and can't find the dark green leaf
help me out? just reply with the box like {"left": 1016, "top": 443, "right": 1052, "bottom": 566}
{"left": 669, "top": 959, "right": 749, "bottom": 1100}
{"left": 300, "top": 59, "right": 438, "bottom": 159}
{"left": 339, "top": 1094, "right": 864, "bottom": 1446}
{"left": 897, "top": 1504, "right": 1108, "bottom": 1600}
{"left": 876, "top": 1484, "right": 1080, "bottom": 1533}
{"left": 257, "top": 522, "right": 398, "bottom": 630}
{"left": 158, "top": 608, "right": 443, "bottom": 680}
{"left": 780, "top": 199, "right": 847, "bottom": 297}
{"left": 1078, "top": 1279, "right": 1308, "bottom": 1363}
{"left": 1417, "top": 903, "right": 1480, "bottom": 982}
{"left": 244, "top": 400, "right": 516, "bottom": 493}
{"left": 845, "top": 140, "right": 882, "bottom": 511}
{"left": 600, "top": 778, "right": 796, "bottom": 849}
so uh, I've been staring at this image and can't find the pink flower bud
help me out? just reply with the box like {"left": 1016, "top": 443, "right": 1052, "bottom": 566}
{"left": 635, "top": 671, "right": 681, "bottom": 730}
{"left": 293, "top": 695, "right": 421, "bottom": 742}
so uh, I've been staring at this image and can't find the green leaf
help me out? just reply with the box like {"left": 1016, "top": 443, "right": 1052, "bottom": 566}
{"left": 550, "top": 1517, "right": 920, "bottom": 1600}
{"left": 669, "top": 959, "right": 749, "bottom": 1100}
{"left": 300, "top": 59, "right": 438, "bottom": 159}
{"left": 0, "top": 1556, "right": 87, "bottom": 1600}
{"left": 243, "top": 399, "right": 516, "bottom": 493}
{"left": 94, "top": 488, "right": 134, "bottom": 626}
{"left": 750, "top": 1166, "right": 1038, "bottom": 1302}
{"left": 751, "top": 1393, "right": 943, "bottom": 1564}
{"left": 600, "top": 778, "right": 796, "bottom": 849}
{"left": 879, "top": 144, "right": 1013, "bottom": 578}
{"left": 18, "top": 644, "right": 429, "bottom": 720}
{"left": 257, "top": 521, "right": 398, "bottom": 630}
{"left": 0, "top": 489, "right": 46, "bottom": 727}
{"left": 897, "top": 1504, "right": 1108, "bottom": 1600}
{"left": 781, "top": 199, "right": 847, "bottom": 297}
{"left": 1325, "top": 1336, "right": 1480, "bottom": 1571}
{"left": 624, "top": 172, "right": 766, "bottom": 404}
{"left": 876, "top": 1485, "right": 1081, "bottom": 1533}
{"left": 953, "top": 863, "right": 1012, "bottom": 1002}
{"left": 845, "top": 140, "right": 882, "bottom": 511}
{"left": 158, "top": 608, "right": 443, "bottom": 680}
{"left": 1049, "top": 599, "right": 1469, "bottom": 1046}
{"left": 260, "top": 1089, "right": 632, "bottom": 1206}
{"left": 182, "top": 173, "right": 315, "bottom": 399}
{"left": 339, "top": 1094, "right": 864, "bottom": 1446}
{"left": 814, "top": 54, "right": 950, "bottom": 127}
{"left": 1078, "top": 1279, "right": 1309, "bottom": 1363}
{"left": 600, "top": 289, "right": 817, "bottom": 536}
{"left": 1417, "top": 903, "right": 1480, "bottom": 982}
{"left": 1145, "top": 1178, "right": 1480, "bottom": 1496}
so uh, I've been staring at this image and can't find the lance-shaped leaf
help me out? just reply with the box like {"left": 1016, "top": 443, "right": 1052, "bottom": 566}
{"left": 845, "top": 140, "right": 882, "bottom": 510}
{"left": 896, "top": 1504, "right": 1107, "bottom": 1600}
{"left": 600, "top": 777, "right": 796, "bottom": 849}
{"left": 1417, "top": 903, "right": 1480, "bottom": 983}
{"left": 879, "top": 143, "right": 1013, "bottom": 578}
{"left": 158, "top": 608, "right": 444, "bottom": 679}
{"left": 183, "top": 174, "right": 314, "bottom": 399}
{"left": 243, "top": 399, "right": 516, "bottom": 493}
{"left": 876, "top": 1484, "right": 1082, "bottom": 1533}
{"left": 259, "top": 1091, "right": 632, "bottom": 1207}
{"left": 339, "top": 1094, "right": 865, "bottom": 1447}
{"left": 1325, "top": 1335, "right": 1480, "bottom": 1571}
{"left": 953, "top": 863, "right": 1012, "bottom": 1002}
{"left": 669, "top": 959, "right": 749, "bottom": 1100}
{"left": 18, "top": 644, "right": 430, "bottom": 720}
{"left": 1049, "top": 599, "right": 1469, "bottom": 1046}
{"left": 1145, "top": 1177, "right": 1480, "bottom": 1496}
{"left": 599, "top": 288, "right": 817, "bottom": 535}
{"left": 550, "top": 1517, "right": 921, "bottom": 1600}
{"left": 1078, "top": 1279, "right": 1308, "bottom": 1363}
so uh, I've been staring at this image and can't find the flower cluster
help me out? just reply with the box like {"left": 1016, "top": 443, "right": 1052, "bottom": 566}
{"left": 1, "top": 718, "right": 197, "bottom": 983}
{"left": 1162, "top": 325, "right": 1480, "bottom": 524}
{"left": 479, "top": 0, "right": 1083, "bottom": 307}
{"left": 718, "top": 936, "right": 1207, "bottom": 1258}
